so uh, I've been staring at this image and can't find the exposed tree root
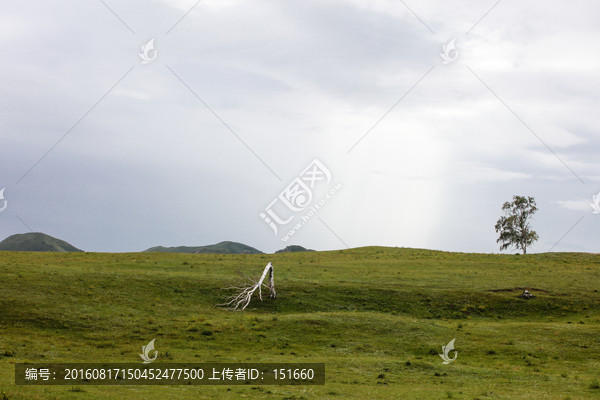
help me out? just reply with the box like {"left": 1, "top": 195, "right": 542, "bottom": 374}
{"left": 219, "top": 262, "right": 276, "bottom": 310}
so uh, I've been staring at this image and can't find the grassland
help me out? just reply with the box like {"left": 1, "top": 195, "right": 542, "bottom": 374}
{"left": 1, "top": 247, "right": 599, "bottom": 399}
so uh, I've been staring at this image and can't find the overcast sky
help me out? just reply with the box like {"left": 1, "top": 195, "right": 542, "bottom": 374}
{"left": 1, "top": 0, "right": 599, "bottom": 254}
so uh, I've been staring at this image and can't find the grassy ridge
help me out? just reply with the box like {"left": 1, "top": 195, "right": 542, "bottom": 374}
{"left": 0, "top": 248, "right": 599, "bottom": 399}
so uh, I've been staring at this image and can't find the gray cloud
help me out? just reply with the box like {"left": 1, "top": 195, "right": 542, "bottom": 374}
{"left": 1, "top": 0, "right": 599, "bottom": 254}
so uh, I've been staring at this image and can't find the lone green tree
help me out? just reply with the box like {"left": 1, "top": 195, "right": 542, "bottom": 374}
{"left": 495, "top": 195, "right": 539, "bottom": 254}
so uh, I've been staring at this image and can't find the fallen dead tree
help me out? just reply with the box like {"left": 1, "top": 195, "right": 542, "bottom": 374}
{"left": 219, "top": 262, "right": 277, "bottom": 310}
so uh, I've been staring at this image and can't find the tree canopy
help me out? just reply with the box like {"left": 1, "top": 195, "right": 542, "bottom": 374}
{"left": 494, "top": 195, "right": 539, "bottom": 254}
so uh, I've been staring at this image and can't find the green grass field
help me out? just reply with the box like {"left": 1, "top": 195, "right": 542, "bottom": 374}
{"left": 1, "top": 248, "right": 599, "bottom": 399}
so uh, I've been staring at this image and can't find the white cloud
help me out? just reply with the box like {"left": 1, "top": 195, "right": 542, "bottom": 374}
{"left": 554, "top": 198, "right": 592, "bottom": 213}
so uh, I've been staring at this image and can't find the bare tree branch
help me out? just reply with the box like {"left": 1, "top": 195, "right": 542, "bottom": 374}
{"left": 219, "top": 262, "right": 277, "bottom": 311}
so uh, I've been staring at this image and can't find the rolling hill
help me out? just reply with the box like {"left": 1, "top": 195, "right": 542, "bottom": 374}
{"left": 143, "top": 240, "right": 262, "bottom": 254}
{"left": 275, "top": 245, "right": 315, "bottom": 253}
{"left": 0, "top": 232, "right": 82, "bottom": 252}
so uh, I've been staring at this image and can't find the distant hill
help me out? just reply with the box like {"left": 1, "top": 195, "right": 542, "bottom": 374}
{"left": 0, "top": 232, "right": 82, "bottom": 252}
{"left": 143, "top": 241, "right": 262, "bottom": 254}
{"left": 275, "top": 245, "right": 315, "bottom": 253}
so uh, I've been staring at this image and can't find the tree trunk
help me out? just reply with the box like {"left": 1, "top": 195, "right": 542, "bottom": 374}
{"left": 268, "top": 263, "right": 277, "bottom": 299}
